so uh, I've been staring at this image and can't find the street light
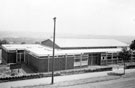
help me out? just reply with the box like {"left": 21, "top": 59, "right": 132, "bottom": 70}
{"left": 51, "top": 17, "right": 56, "bottom": 84}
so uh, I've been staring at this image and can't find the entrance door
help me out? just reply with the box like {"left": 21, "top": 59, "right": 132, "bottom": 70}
{"left": 88, "top": 53, "right": 101, "bottom": 65}
{"left": 16, "top": 50, "right": 25, "bottom": 63}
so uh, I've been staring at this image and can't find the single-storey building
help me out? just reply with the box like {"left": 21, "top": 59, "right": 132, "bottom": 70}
{"left": 2, "top": 39, "right": 128, "bottom": 72}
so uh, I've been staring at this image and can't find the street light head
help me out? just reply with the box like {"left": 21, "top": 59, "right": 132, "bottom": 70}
{"left": 53, "top": 17, "right": 56, "bottom": 20}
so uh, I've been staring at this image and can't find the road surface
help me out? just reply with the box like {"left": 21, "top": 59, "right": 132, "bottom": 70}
{"left": 60, "top": 74, "right": 135, "bottom": 88}
{"left": 18, "top": 71, "right": 135, "bottom": 88}
{"left": 1, "top": 69, "right": 135, "bottom": 88}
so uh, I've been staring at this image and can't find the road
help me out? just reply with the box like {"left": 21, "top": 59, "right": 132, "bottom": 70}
{"left": 61, "top": 75, "right": 135, "bottom": 88}
{"left": 19, "top": 71, "right": 135, "bottom": 88}
{"left": 0, "top": 71, "right": 111, "bottom": 88}
{"left": 1, "top": 69, "right": 135, "bottom": 88}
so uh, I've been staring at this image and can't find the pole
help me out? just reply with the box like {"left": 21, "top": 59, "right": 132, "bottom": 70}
{"left": 123, "top": 59, "right": 125, "bottom": 75}
{"left": 51, "top": 17, "right": 56, "bottom": 84}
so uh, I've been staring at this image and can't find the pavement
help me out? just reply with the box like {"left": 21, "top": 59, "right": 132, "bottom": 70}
{"left": 0, "top": 68, "right": 135, "bottom": 88}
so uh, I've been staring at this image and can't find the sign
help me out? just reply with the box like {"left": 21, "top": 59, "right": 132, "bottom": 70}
{"left": 10, "top": 63, "right": 21, "bottom": 69}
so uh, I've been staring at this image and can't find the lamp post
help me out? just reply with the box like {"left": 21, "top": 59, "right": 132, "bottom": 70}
{"left": 51, "top": 17, "right": 56, "bottom": 84}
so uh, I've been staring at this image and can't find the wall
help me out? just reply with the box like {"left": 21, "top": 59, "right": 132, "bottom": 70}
{"left": 2, "top": 48, "right": 8, "bottom": 63}
{"left": 25, "top": 54, "right": 74, "bottom": 72}
{"left": 48, "top": 55, "right": 74, "bottom": 72}
{"left": 7, "top": 51, "right": 16, "bottom": 63}
{"left": 38, "top": 58, "right": 48, "bottom": 72}
{"left": 2, "top": 49, "right": 16, "bottom": 63}
{"left": 26, "top": 54, "right": 74, "bottom": 72}
{"left": 25, "top": 53, "right": 39, "bottom": 72}
{"left": 66, "top": 56, "right": 74, "bottom": 69}
{"left": 26, "top": 54, "right": 49, "bottom": 72}
{"left": 48, "top": 57, "right": 66, "bottom": 71}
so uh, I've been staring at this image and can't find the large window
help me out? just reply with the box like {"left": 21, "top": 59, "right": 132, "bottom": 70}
{"left": 74, "top": 54, "right": 88, "bottom": 67}
{"left": 74, "top": 58, "right": 80, "bottom": 62}
{"left": 81, "top": 54, "right": 88, "bottom": 66}
{"left": 74, "top": 54, "right": 81, "bottom": 67}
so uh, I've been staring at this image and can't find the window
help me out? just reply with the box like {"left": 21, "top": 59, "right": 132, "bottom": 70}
{"left": 74, "top": 54, "right": 81, "bottom": 66}
{"left": 81, "top": 56, "right": 88, "bottom": 66}
{"left": 107, "top": 56, "right": 112, "bottom": 59}
{"left": 113, "top": 56, "right": 117, "bottom": 59}
{"left": 82, "top": 55, "right": 88, "bottom": 61}
{"left": 101, "top": 57, "right": 104, "bottom": 60}
{"left": 113, "top": 53, "right": 117, "bottom": 56}
{"left": 75, "top": 59, "right": 80, "bottom": 62}
{"left": 82, "top": 58, "right": 87, "bottom": 61}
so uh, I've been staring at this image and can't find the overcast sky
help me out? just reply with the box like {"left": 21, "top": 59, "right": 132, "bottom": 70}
{"left": 0, "top": 0, "right": 135, "bottom": 36}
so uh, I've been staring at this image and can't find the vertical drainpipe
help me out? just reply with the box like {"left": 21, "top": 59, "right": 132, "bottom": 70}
{"left": 20, "top": 53, "right": 21, "bottom": 63}
{"left": 80, "top": 53, "right": 82, "bottom": 67}
{"left": 112, "top": 53, "right": 113, "bottom": 64}
{"left": 106, "top": 53, "right": 108, "bottom": 65}
{"left": 130, "top": 51, "right": 133, "bottom": 62}
{"left": 117, "top": 52, "right": 119, "bottom": 64}
{"left": 100, "top": 53, "right": 101, "bottom": 65}
{"left": 73, "top": 54, "right": 75, "bottom": 69}
{"left": 16, "top": 49, "right": 18, "bottom": 63}
{"left": 65, "top": 54, "right": 67, "bottom": 70}
{"left": 48, "top": 55, "right": 50, "bottom": 72}
{"left": 91, "top": 54, "right": 93, "bottom": 65}
{"left": 24, "top": 50, "right": 25, "bottom": 63}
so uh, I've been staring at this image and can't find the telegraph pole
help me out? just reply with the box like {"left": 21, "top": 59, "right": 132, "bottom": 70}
{"left": 51, "top": 17, "right": 56, "bottom": 84}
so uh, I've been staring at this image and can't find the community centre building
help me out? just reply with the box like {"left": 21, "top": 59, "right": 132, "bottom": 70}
{"left": 1, "top": 38, "right": 128, "bottom": 72}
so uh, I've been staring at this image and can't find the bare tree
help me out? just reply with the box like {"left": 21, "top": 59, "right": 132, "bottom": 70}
{"left": 118, "top": 48, "right": 131, "bottom": 74}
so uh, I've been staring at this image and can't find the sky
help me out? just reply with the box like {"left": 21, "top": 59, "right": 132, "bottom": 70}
{"left": 0, "top": 0, "right": 135, "bottom": 36}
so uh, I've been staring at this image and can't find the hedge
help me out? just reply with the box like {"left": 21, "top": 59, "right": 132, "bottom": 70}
{"left": 0, "top": 73, "right": 61, "bottom": 83}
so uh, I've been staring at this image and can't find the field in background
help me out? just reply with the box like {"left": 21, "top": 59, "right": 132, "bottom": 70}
{"left": 0, "top": 31, "right": 135, "bottom": 44}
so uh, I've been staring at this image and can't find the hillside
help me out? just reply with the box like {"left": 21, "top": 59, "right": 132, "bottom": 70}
{"left": 0, "top": 31, "right": 134, "bottom": 44}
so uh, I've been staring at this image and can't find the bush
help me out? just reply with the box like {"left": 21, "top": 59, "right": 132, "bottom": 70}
{"left": 125, "top": 64, "right": 135, "bottom": 69}
{"left": 107, "top": 72, "right": 124, "bottom": 76}
{"left": 84, "top": 67, "right": 112, "bottom": 73}
{"left": 0, "top": 67, "right": 112, "bottom": 83}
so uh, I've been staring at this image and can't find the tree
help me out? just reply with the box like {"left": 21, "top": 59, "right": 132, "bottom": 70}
{"left": 1, "top": 39, "right": 9, "bottom": 44}
{"left": 118, "top": 48, "right": 131, "bottom": 74}
{"left": 0, "top": 39, "right": 9, "bottom": 45}
{"left": 130, "top": 40, "right": 135, "bottom": 50}
{"left": 35, "top": 41, "right": 40, "bottom": 44}
{"left": 0, "top": 39, "right": 9, "bottom": 49}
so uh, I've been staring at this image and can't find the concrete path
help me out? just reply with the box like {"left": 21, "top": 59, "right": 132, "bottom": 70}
{"left": 0, "top": 69, "right": 135, "bottom": 88}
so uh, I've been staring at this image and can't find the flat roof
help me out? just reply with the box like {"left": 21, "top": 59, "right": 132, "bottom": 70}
{"left": 50, "top": 38, "right": 128, "bottom": 48}
{"left": 2, "top": 44, "right": 52, "bottom": 51}
{"left": 27, "top": 48, "right": 122, "bottom": 57}
{"left": 2, "top": 44, "right": 123, "bottom": 57}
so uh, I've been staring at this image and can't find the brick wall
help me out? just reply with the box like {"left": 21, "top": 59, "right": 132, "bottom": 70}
{"left": 26, "top": 54, "right": 49, "bottom": 72}
{"left": 38, "top": 58, "right": 48, "bottom": 72}
{"left": 26, "top": 54, "right": 39, "bottom": 72}
{"left": 48, "top": 56, "right": 74, "bottom": 72}
{"left": 66, "top": 56, "right": 74, "bottom": 69}
{"left": 49, "top": 57, "right": 66, "bottom": 71}
{"left": 2, "top": 49, "right": 16, "bottom": 63}
{"left": 26, "top": 54, "right": 74, "bottom": 72}
{"left": 7, "top": 52, "right": 16, "bottom": 63}
{"left": 2, "top": 48, "right": 8, "bottom": 63}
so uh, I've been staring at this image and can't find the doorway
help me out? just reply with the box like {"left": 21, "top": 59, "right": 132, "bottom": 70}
{"left": 16, "top": 50, "right": 25, "bottom": 63}
{"left": 88, "top": 53, "right": 101, "bottom": 65}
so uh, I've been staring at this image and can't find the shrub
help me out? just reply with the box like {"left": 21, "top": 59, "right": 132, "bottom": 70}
{"left": 107, "top": 72, "right": 124, "bottom": 76}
